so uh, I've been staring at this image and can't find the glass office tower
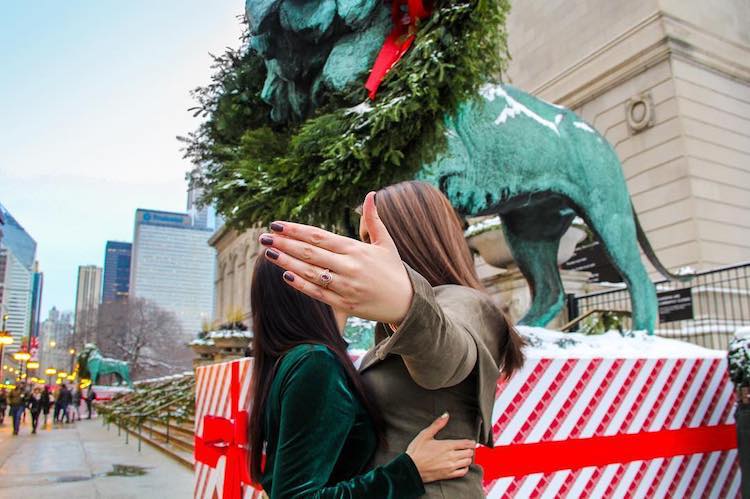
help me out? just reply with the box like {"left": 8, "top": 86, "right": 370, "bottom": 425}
{"left": 102, "top": 241, "right": 131, "bottom": 303}
{"left": 129, "top": 209, "right": 214, "bottom": 335}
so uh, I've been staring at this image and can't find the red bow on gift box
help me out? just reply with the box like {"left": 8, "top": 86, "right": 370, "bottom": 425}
{"left": 365, "top": 0, "right": 431, "bottom": 100}
{"left": 195, "top": 361, "right": 256, "bottom": 499}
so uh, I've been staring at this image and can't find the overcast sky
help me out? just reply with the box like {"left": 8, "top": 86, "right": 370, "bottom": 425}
{"left": 0, "top": 1, "right": 244, "bottom": 314}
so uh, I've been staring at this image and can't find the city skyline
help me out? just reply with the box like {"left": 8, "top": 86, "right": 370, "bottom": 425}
{"left": 0, "top": 1, "right": 244, "bottom": 313}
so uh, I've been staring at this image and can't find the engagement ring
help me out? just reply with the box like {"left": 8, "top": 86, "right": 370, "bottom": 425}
{"left": 320, "top": 269, "right": 333, "bottom": 288}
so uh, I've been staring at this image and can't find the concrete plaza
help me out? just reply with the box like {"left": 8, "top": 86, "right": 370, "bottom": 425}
{"left": 0, "top": 415, "right": 193, "bottom": 498}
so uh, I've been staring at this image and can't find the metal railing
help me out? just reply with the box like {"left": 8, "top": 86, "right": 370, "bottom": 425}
{"left": 568, "top": 262, "right": 750, "bottom": 350}
{"left": 96, "top": 373, "right": 195, "bottom": 458}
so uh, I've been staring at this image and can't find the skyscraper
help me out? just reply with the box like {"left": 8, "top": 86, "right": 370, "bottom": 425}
{"left": 0, "top": 203, "right": 36, "bottom": 270}
{"left": 187, "top": 183, "right": 221, "bottom": 230}
{"left": 129, "top": 209, "right": 214, "bottom": 334}
{"left": 0, "top": 202, "right": 37, "bottom": 353}
{"left": 74, "top": 265, "right": 102, "bottom": 344}
{"left": 0, "top": 248, "right": 32, "bottom": 352}
{"left": 0, "top": 209, "right": 5, "bottom": 246}
{"left": 102, "top": 241, "right": 131, "bottom": 303}
{"left": 29, "top": 262, "right": 43, "bottom": 338}
{"left": 39, "top": 307, "right": 73, "bottom": 373}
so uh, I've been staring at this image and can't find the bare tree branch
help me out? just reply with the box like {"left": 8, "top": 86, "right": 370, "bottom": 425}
{"left": 90, "top": 299, "right": 192, "bottom": 380}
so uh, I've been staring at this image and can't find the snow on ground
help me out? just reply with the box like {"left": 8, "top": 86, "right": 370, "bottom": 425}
{"left": 519, "top": 325, "right": 726, "bottom": 359}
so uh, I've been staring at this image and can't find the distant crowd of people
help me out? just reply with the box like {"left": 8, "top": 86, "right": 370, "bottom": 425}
{"left": 0, "top": 382, "right": 96, "bottom": 435}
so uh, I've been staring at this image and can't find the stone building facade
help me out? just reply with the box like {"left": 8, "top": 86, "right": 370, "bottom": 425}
{"left": 505, "top": 0, "right": 750, "bottom": 274}
{"left": 208, "top": 226, "right": 263, "bottom": 325}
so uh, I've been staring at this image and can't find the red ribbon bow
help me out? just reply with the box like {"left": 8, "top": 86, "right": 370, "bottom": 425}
{"left": 365, "top": 0, "right": 431, "bottom": 100}
{"left": 195, "top": 361, "right": 256, "bottom": 499}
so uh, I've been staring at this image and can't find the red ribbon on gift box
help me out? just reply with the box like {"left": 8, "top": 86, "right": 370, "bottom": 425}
{"left": 195, "top": 361, "right": 256, "bottom": 499}
{"left": 476, "top": 423, "right": 738, "bottom": 480}
{"left": 365, "top": 0, "right": 431, "bottom": 100}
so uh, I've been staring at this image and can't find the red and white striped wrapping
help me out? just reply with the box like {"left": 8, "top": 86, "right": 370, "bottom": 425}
{"left": 194, "top": 358, "right": 264, "bottom": 499}
{"left": 478, "top": 354, "right": 740, "bottom": 498}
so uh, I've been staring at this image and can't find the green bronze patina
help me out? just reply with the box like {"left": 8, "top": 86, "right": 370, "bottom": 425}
{"left": 417, "top": 85, "right": 683, "bottom": 332}
{"left": 77, "top": 343, "right": 133, "bottom": 388}
{"left": 241, "top": 0, "right": 688, "bottom": 333}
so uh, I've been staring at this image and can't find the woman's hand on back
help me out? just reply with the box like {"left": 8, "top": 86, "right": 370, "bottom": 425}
{"left": 406, "top": 413, "right": 475, "bottom": 483}
{"left": 259, "top": 192, "right": 413, "bottom": 324}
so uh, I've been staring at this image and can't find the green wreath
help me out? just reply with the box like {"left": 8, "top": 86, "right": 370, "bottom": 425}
{"left": 185, "top": 0, "right": 511, "bottom": 229}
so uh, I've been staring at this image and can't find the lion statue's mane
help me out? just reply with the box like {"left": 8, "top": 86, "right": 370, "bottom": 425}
{"left": 247, "top": 0, "right": 390, "bottom": 122}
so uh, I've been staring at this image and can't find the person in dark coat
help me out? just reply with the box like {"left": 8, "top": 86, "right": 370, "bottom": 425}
{"left": 71, "top": 387, "right": 83, "bottom": 421}
{"left": 55, "top": 384, "right": 71, "bottom": 424}
{"left": 8, "top": 384, "right": 26, "bottom": 435}
{"left": 40, "top": 386, "right": 51, "bottom": 426}
{"left": 60, "top": 384, "right": 72, "bottom": 423}
{"left": 85, "top": 386, "right": 96, "bottom": 419}
{"left": 53, "top": 388, "right": 62, "bottom": 423}
{"left": 27, "top": 386, "right": 43, "bottom": 434}
{"left": 0, "top": 388, "right": 8, "bottom": 425}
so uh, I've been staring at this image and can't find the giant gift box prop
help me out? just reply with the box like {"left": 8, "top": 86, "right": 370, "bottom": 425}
{"left": 195, "top": 352, "right": 740, "bottom": 499}
{"left": 194, "top": 359, "right": 263, "bottom": 499}
{"left": 479, "top": 353, "right": 739, "bottom": 498}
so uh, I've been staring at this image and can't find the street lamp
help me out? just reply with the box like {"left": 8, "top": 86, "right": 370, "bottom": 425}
{"left": 13, "top": 351, "right": 31, "bottom": 379}
{"left": 26, "top": 361, "right": 39, "bottom": 384}
{"left": 0, "top": 314, "right": 13, "bottom": 375}
{"left": 45, "top": 367, "right": 56, "bottom": 385}
{"left": 69, "top": 348, "right": 76, "bottom": 373}
{"left": 0, "top": 325, "right": 13, "bottom": 377}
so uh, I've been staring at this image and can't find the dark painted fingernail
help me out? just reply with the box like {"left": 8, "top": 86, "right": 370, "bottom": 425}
{"left": 283, "top": 271, "right": 294, "bottom": 282}
{"left": 270, "top": 222, "right": 284, "bottom": 232}
{"left": 265, "top": 248, "right": 279, "bottom": 260}
{"left": 260, "top": 235, "right": 273, "bottom": 246}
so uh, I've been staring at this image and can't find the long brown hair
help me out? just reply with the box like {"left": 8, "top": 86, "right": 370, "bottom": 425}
{"left": 374, "top": 181, "right": 525, "bottom": 379}
{"left": 247, "top": 257, "right": 382, "bottom": 482}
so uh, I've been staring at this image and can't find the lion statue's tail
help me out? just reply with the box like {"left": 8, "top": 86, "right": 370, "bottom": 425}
{"left": 632, "top": 204, "right": 694, "bottom": 282}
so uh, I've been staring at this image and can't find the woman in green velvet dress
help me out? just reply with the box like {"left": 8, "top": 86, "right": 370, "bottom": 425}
{"left": 248, "top": 258, "right": 476, "bottom": 498}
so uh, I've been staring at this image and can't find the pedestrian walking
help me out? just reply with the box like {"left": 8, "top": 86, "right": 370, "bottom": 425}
{"left": 8, "top": 383, "right": 26, "bottom": 435}
{"left": 85, "top": 386, "right": 96, "bottom": 419}
{"left": 41, "top": 386, "right": 51, "bottom": 426}
{"left": 71, "top": 386, "right": 82, "bottom": 422}
{"left": 27, "top": 386, "right": 43, "bottom": 434}
{"left": 52, "top": 388, "right": 62, "bottom": 423}
{"left": 0, "top": 388, "right": 7, "bottom": 425}
{"left": 59, "top": 384, "right": 72, "bottom": 423}
{"left": 21, "top": 384, "right": 30, "bottom": 424}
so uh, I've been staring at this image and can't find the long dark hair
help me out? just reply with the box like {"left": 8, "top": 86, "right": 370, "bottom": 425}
{"left": 375, "top": 181, "right": 525, "bottom": 379}
{"left": 248, "top": 257, "right": 383, "bottom": 482}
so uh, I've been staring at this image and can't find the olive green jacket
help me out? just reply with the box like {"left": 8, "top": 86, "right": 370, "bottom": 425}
{"left": 359, "top": 266, "right": 508, "bottom": 498}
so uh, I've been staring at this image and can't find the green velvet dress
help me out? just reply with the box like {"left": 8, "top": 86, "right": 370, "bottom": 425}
{"left": 260, "top": 344, "right": 425, "bottom": 498}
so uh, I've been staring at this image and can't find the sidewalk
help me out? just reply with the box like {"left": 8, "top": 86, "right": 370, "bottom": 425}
{"left": 0, "top": 414, "right": 193, "bottom": 498}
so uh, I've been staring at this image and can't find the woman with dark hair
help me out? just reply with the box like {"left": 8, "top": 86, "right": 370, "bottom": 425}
{"left": 259, "top": 180, "right": 525, "bottom": 497}
{"left": 27, "top": 386, "right": 43, "bottom": 434}
{"left": 248, "top": 257, "right": 476, "bottom": 498}
{"left": 41, "top": 386, "right": 52, "bottom": 425}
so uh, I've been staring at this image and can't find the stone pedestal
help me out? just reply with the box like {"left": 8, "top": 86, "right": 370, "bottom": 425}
{"left": 479, "top": 256, "right": 604, "bottom": 328}
{"left": 189, "top": 329, "right": 253, "bottom": 369}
